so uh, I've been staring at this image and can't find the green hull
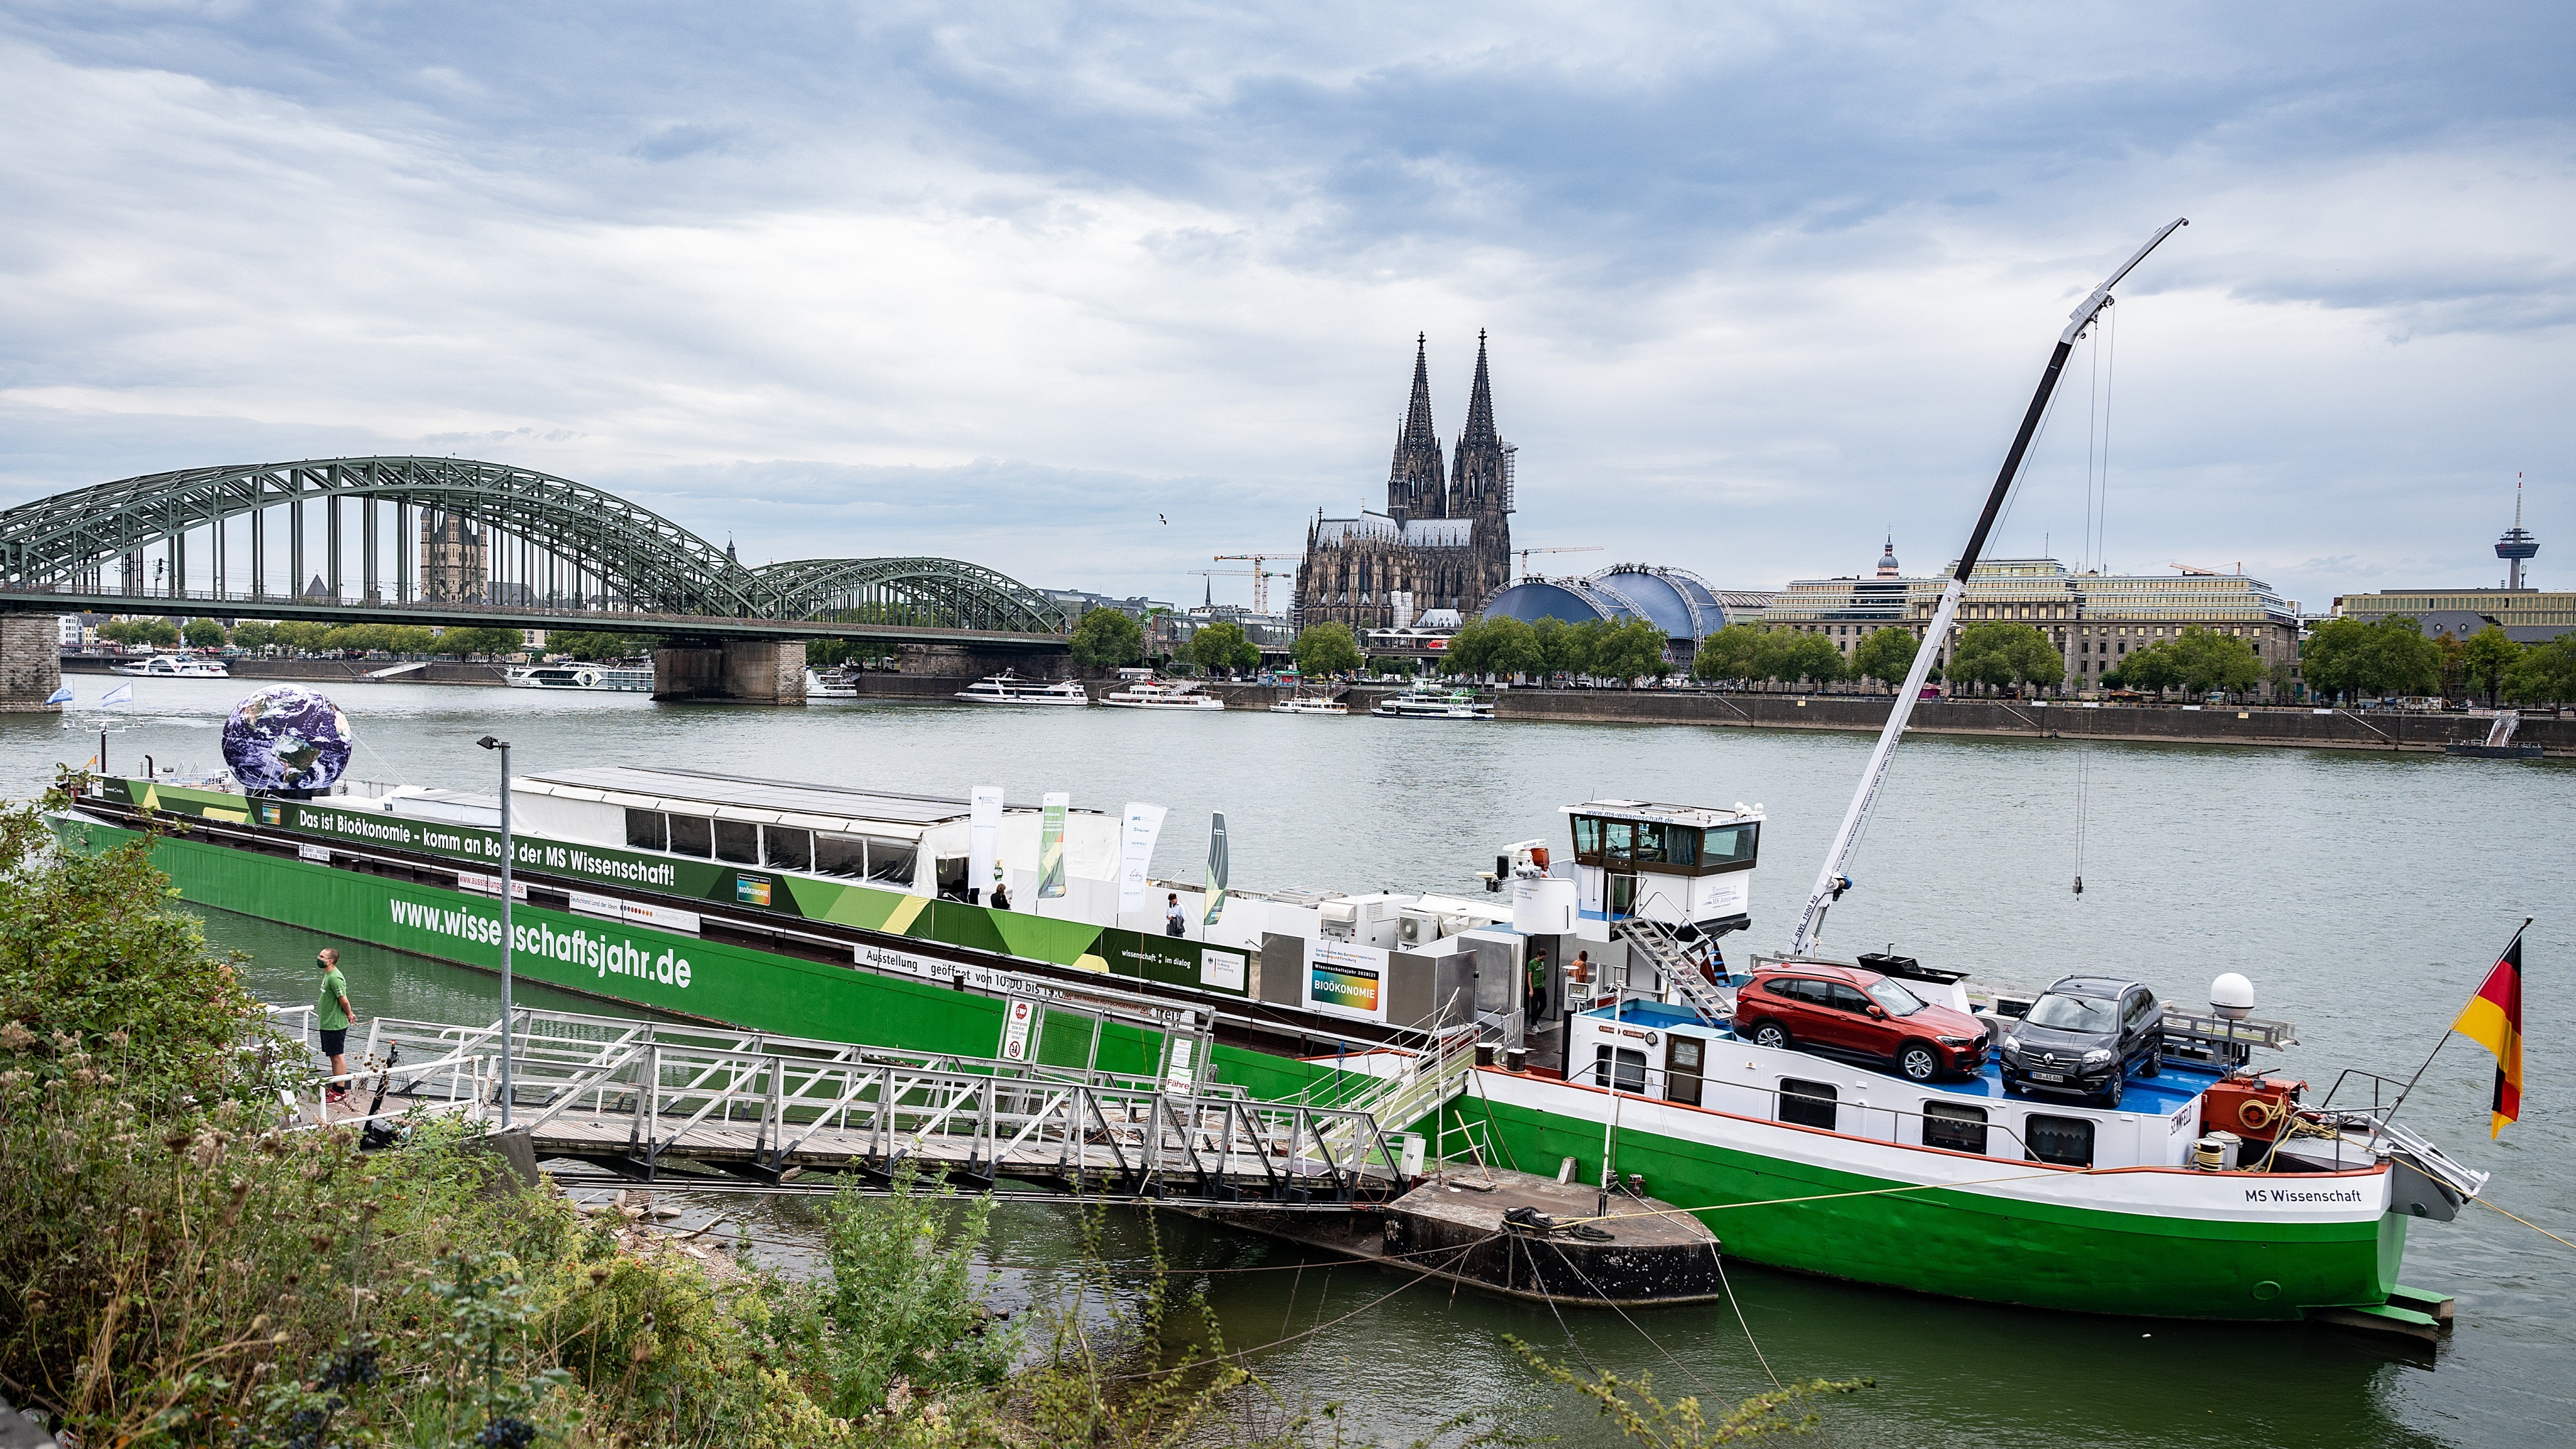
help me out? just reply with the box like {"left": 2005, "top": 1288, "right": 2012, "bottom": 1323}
{"left": 1438, "top": 1094, "right": 2401, "bottom": 1321}
{"left": 71, "top": 817, "right": 2407, "bottom": 1322}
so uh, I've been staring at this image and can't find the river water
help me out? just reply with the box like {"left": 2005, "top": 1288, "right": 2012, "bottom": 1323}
{"left": 5, "top": 679, "right": 2570, "bottom": 1447}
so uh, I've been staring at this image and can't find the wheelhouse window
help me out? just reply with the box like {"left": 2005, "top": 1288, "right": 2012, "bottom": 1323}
{"left": 667, "top": 815, "right": 713, "bottom": 858}
{"left": 714, "top": 819, "right": 760, "bottom": 865}
{"left": 1665, "top": 828, "right": 1697, "bottom": 867}
{"left": 1590, "top": 1045, "right": 1648, "bottom": 1094}
{"left": 624, "top": 808, "right": 666, "bottom": 852}
{"left": 1779, "top": 1078, "right": 1838, "bottom": 1131}
{"left": 2026, "top": 1114, "right": 2095, "bottom": 1168}
{"left": 1630, "top": 823, "right": 1665, "bottom": 863}
{"left": 763, "top": 826, "right": 813, "bottom": 873}
{"left": 1922, "top": 1101, "right": 1988, "bottom": 1155}
{"left": 1572, "top": 816, "right": 1602, "bottom": 861}
{"left": 1702, "top": 822, "right": 1758, "bottom": 872}
{"left": 1602, "top": 820, "right": 1634, "bottom": 862}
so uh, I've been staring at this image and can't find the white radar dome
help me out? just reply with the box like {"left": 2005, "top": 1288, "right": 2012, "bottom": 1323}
{"left": 2209, "top": 972, "right": 2255, "bottom": 1021}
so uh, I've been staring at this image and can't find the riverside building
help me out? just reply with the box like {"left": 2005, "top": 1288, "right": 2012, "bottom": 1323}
{"left": 1765, "top": 544, "right": 2304, "bottom": 694}
{"left": 2331, "top": 491, "right": 2575, "bottom": 644}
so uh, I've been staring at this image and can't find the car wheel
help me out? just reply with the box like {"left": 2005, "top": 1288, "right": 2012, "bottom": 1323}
{"left": 2099, "top": 1073, "right": 2125, "bottom": 1109}
{"left": 1897, "top": 1043, "right": 1940, "bottom": 1082}
{"left": 2140, "top": 1045, "right": 2162, "bottom": 1078}
{"left": 1752, "top": 1021, "right": 1790, "bottom": 1051}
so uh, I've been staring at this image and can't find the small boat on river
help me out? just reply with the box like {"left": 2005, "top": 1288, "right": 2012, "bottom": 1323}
{"left": 508, "top": 663, "right": 652, "bottom": 692}
{"left": 111, "top": 653, "right": 230, "bottom": 678}
{"left": 1269, "top": 692, "right": 1347, "bottom": 715}
{"left": 953, "top": 671, "right": 1088, "bottom": 706}
{"left": 1371, "top": 687, "right": 1490, "bottom": 719}
{"left": 1098, "top": 677, "right": 1223, "bottom": 711}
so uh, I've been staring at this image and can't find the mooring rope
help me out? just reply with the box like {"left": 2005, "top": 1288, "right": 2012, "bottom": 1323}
{"left": 2477, "top": 1196, "right": 2576, "bottom": 1253}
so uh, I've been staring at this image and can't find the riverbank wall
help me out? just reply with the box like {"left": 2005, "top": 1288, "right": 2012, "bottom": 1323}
{"left": 1492, "top": 690, "right": 2576, "bottom": 756}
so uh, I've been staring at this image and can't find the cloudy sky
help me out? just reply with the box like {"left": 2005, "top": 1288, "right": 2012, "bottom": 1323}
{"left": 3, "top": 2, "right": 2570, "bottom": 609}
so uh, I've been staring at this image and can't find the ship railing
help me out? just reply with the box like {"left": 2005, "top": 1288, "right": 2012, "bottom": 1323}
{"left": 2316, "top": 1069, "right": 2490, "bottom": 1198}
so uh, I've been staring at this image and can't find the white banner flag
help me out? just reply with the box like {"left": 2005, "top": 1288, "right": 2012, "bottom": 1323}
{"left": 1115, "top": 801, "right": 1167, "bottom": 914}
{"left": 968, "top": 785, "right": 1005, "bottom": 906}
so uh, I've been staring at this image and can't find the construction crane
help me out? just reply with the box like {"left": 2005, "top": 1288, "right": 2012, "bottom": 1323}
{"left": 1192, "top": 567, "right": 1293, "bottom": 613}
{"left": 1211, "top": 553, "right": 1298, "bottom": 613}
{"left": 1516, "top": 545, "right": 1602, "bottom": 582}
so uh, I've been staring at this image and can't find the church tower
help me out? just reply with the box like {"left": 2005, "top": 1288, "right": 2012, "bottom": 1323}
{"left": 1448, "top": 330, "right": 1516, "bottom": 606}
{"left": 1385, "top": 335, "right": 1447, "bottom": 523}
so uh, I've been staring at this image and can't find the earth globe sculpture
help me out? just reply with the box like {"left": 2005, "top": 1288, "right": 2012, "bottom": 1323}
{"left": 221, "top": 686, "right": 355, "bottom": 794}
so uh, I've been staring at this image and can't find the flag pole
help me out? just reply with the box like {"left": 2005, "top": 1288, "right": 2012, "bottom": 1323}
{"left": 2386, "top": 916, "right": 2531, "bottom": 1126}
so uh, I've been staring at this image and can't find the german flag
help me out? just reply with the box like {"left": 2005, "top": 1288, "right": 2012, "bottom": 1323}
{"left": 2451, "top": 928, "right": 2526, "bottom": 1138}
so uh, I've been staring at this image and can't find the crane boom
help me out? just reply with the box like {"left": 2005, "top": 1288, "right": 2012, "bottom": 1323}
{"left": 1787, "top": 219, "right": 2188, "bottom": 956}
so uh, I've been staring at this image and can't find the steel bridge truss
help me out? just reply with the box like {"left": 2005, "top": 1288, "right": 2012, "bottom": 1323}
{"left": 282, "top": 1006, "right": 1426, "bottom": 1207}
{"left": 0, "top": 457, "right": 1069, "bottom": 635}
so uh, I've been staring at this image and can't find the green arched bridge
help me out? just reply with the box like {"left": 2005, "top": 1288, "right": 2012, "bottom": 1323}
{"left": 0, "top": 457, "right": 1072, "bottom": 647}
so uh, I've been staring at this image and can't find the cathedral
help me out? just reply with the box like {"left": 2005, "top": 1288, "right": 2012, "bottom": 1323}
{"left": 1292, "top": 333, "right": 1516, "bottom": 632}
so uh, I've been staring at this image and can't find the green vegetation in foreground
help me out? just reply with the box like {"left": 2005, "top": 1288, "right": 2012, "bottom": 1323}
{"left": 0, "top": 783, "right": 1863, "bottom": 1446}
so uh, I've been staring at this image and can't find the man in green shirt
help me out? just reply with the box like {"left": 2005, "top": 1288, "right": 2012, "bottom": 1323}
{"left": 1524, "top": 947, "right": 1549, "bottom": 1026}
{"left": 316, "top": 948, "right": 355, "bottom": 1102}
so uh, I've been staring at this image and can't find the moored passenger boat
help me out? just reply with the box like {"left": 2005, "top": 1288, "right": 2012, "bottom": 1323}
{"left": 1370, "top": 687, "right": 1490, "bottom": 719}
{"left": 953, "top": 670, "right": 1090, "bottom": 706}
{"left": 507, "top": 663, "right": 652, "bottom": 692}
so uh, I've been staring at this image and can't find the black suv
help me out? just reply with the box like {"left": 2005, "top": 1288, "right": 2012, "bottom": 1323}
{"left": 1997, "top": 976, "right": 2163, "bottom": 1108}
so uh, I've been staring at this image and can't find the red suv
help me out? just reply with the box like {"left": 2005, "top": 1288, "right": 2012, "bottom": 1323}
{"left": 1734, "top": 964, "right": 1987, "bottom": 1082}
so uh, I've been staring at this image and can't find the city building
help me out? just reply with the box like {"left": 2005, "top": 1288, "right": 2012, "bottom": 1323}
{"left": 1765, "top": 545, "right": 2304, "bottom": 693}
{"left": 421, "top": 512, "right": 488, "bottom": 605}
{"left": 1038, "top": 587, "right": 1173, "bottom": 622}
{"left": 1292, "top": 333, "right": 1515, "bottom": 632}
{"left": 2332, "top": 492, "right": 2575, "bottom": 643}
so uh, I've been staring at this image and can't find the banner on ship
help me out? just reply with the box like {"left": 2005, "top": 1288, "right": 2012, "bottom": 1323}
{"left": 1037, "top": 792, "right": 1069, "bottom": 899}
{"left": 968, "top": 785, "right": 1004, "bottom": 905}
{"left": 1115, "top": 802, "right": 1167, "bottom": 914}
{"left": 1202, "top": 812, "right": 1229, "bottom": 926}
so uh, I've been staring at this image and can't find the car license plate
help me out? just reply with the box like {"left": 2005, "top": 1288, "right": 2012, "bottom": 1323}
{"left": 2029, "top": 1070, "right": 2065, "bottom": 1083}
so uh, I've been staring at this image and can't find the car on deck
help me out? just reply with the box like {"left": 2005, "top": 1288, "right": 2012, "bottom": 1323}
{"left": 1997, "top": 975, "right": 2165, "bottom": 1107}
{"left": 1733, "top": 963, "right": 1988, "bottom": 1082}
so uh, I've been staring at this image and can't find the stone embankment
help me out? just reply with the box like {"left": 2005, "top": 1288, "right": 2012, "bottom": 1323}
{"left": 63, "top": 655, "right": 508, "bottom": 686}
{"left": 1494, "top": 689, "right": 2576, "bottom": 756}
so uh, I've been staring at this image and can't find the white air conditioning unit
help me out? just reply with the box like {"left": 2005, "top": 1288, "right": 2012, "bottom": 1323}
{"left": 1398, "top": 911, "right": 1430, "bottom": 946}
{"left": 1320, "top": 901, "right": 1358, "bottom": 941}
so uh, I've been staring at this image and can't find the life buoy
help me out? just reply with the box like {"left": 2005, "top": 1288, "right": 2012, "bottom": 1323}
{"left": 2237, "top": 1097, "right": 2284, "bottom": 1132}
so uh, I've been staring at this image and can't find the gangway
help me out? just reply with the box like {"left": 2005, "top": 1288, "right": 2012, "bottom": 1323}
{"left": 1614, "top": 918, "right": 1731, "bottom": 1024}
{"left": 267, "top": 1005, "right": 1456, "bottom": 1208}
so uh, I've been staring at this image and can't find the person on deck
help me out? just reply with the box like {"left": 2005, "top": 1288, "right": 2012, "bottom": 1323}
{"left": 1165, "top": 892, "right": 1186, "bottom": 937}
{"left": 316, "top": 948, "right": 355, "bottom": 1103}
{"left": 1524, "top": 947, "right": 1549, "bottom": 1026}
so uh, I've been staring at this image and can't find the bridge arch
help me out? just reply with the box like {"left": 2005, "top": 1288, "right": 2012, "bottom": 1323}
{"left": 0, "top": 457, "right": 1066, "bottom": 635}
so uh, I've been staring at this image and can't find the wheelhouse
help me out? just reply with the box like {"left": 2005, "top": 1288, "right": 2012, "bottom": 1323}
{"left": 1560, "top": 799, "right": 1761, "bottom": 933}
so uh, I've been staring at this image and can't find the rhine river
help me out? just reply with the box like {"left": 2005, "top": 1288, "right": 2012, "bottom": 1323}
{"left": 4, "top": 679, "right": 2570, "bottom": 1448}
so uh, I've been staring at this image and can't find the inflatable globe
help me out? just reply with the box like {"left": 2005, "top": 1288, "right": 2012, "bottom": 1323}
{"left": 221, "top": 686, "right": 355, "bottom": 793}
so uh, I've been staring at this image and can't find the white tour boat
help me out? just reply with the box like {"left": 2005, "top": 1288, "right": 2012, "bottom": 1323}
{"left": 1370, "top": 687, "right": 1491, "bottom": 719}
{"left": 110, "top": 653, "right": 231, "bottom": 678}
{"left": 953, "top": 671, "right": 1091, "bottom": 706}
{"left": 1098, "top": 677, "right": 1224, "bottom": 711}
{"left": 1269, "top": 691, "right": 1348, "bottom": 715}
{"left": 807, "top": 669, "right": 861, "bottom": 699}
{"left": 506, "top": 664, "right": 653, "bottom": 692}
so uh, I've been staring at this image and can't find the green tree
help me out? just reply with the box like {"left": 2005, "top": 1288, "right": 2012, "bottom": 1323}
{"left": 2502, "top": 636, "right": 2576, "bottom": 706}
{"left": 2163, "top": 626, "right": 2264, "bottom": 697}
{"left": 1291, "top": 621, "right": 1363, "bottom": 677}
{"left": 2462, "top": 626, "right": 2521, "bottom": 706}
{"left": 1188, "top": 620, "right": 1260, "bottom": 675}
{"left": 1069, "top": 607, "right": 1143, "bottom": 669}
{"left": 1850, "top": 626, "right": 1918, "bottom": 689}
{"left": 1947, "top": 622, "right": 2063, "bottom": 695}
{"left": 181, "top": 617, "right": 226, "bottom": 649}
{"left": 1755, "top": 629, "right": 1846, "bottom": 687}
{"left": 320, "top": 623, "right": 394, "bottom": 653}
{"left": 228, "top": 619, "right": 275, "bottom": 652}
{"left": 1690, "top": 623, "right": 1767, "bottom": 684}
{"left": 2301, "top": 616, "right": 2440, "bottom": 702}
{"left": 1587, "top": 618, "right": 1671, "bottom": 682}
{"left": 1441, "top": 616, "right": 1543, "bottom": 678}
{"left": 386, "top": 624, "right": 441, "bottom": 655}
{"left": 99, "top": 618, "right": 179, "bottom": 648}
{"left": 269, "top": 619, "right": 332, "bottom": 655}
{"left": 1531, "top": 616, "right": 1592, "bottom": 680}
{"left": 555, "top": 630, "right": 660, "bottom": 660}
{"left": 436, "top": 626, "right": 526, "bottom": 658}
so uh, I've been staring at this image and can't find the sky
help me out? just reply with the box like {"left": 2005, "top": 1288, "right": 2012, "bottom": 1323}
{"left": 3, "top": 1, "right": 2572, "bottom": 611}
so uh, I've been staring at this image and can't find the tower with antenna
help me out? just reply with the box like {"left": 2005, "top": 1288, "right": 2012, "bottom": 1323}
{"left": 2496, "top": 475, "right": 2538, "bottom": 591}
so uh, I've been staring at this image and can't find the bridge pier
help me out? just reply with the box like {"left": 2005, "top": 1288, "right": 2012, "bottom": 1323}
{"left": 0, "top": 614, "right": 64, "bottom": 713}
{"left": 652, "top": 640, "right": 808, "bottom": 704}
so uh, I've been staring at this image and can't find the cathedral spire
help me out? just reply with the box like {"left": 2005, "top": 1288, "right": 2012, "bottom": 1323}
{"left": 1460, "top": 329, "right": 1497, "bottom": 448}
{"left": 1386, "top": 333, "right": 1447, "bottom": 521}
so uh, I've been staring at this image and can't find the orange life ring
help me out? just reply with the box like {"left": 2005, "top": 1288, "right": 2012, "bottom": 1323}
{"left": 2237, "top": 1097, "right": 2284, "bottom": 1131}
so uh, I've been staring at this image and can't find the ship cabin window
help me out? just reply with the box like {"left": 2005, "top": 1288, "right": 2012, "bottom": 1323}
{"left": 1589, "top": 1045, "right": 1648, "bottom": 1094}
{"left": 667, "top": 815, "right": 713, "bottom": 858}
{"left": 624, "top": 808, "right": 665, "bottom": 852}
{"left": 1569, "top": 815, "right": 1759, "bottom": 877}
{"left": 867, "top": 839, "right": 918, "bottom": 888}
{"left": 1922, "top": 1101, "right": 1989, "bottom": 1155}
{"left": 714, "top": 819, "right": 760, "bottom": 865}
{"left": 814, "top": 833, "right": 866, "bottom": 879}
{"left": 764, "top": 826, "right": 813, "bottom": 873}
{"left": 1778, "top": 1078, "right": 1838, "bottom": 1131}
{"left": 2026, "top": 1113, "right": 2095, "bottom": 1169}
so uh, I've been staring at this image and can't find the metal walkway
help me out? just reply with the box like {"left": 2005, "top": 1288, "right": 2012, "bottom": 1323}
{"left": 269, "top": 1005, "right": 1476, "bottom": 1210}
